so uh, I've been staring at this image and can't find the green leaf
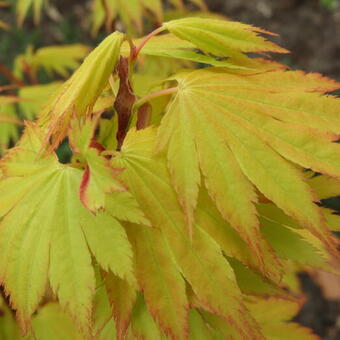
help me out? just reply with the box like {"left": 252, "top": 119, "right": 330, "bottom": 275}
{"left": 38, "top": 31, "right": 124, "bottom": 150}
{"left": 27, "top": 303, "right": 84, "bottom": 340}
{"left": 127, "top": 223, "right": 189, "bottom": 339}
{"left": 0, "top": 123, "right": 137, "bottom": 332}
{"left": 129, "top": 294, "right": 162, "bottom": 340}
{"left": 18, "top": 83, "right": 61, "bottom": 120}
{"left": 69, "top": 117, "right": 126, "bottom": 212}
{"left": 246, "top": 298, "right": 320, "bottom": 340}
{"left": 163, "top": 17, "right": 288, "bottom": 57}
{"left": 188, "top": 310, "right": 214, "bottom": 340}
{"left": 0, "top": 103, "right": 19, "bottom": 154}
{"left": 31, "top": 45, "right": 90, "bottom": 77}
{"left": 227, "top": 257, "right": 285, "bottom": 296}
{"left": 112, "top": 128, "right": 263, "bottom": 339}
{"left": 157, "top": 67, "right": 338, "bottom": 257}
{"left": 196, "top": 189, "right": 283, "bottom": 282}
{"left": 16, "top": 0, "right": 44, "bottom": 25}
{"left": 104, "top": 272, "right": 136, "bottom": 339}
{"left": 0, "top": 296, "right": 20, "bottom": 339}
{"left": 260, "top": 217, "right": 327, "bottom": 268}
{"left": 308, "top": 174, "right": 340, "bottom": 199}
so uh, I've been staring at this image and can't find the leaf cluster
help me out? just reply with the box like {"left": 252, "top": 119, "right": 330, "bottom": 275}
{"left": 0, "top": 4, "right": 339, "bottom": 340}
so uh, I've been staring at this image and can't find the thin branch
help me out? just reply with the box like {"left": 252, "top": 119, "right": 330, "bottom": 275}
{"left": 131, "top": 26, "right": 166, "bottom": 60}
{"left": 134, "top": 86, "right": 178, "bottom": 111}
{"left": 0, "top": 62, "right": 25, "bottom": 86}
{"left": 22, "top": 60, "right": 38, "bottom": 85}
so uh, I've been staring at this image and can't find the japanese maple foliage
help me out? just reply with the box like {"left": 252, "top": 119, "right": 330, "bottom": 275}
{"left": 0, "top": 15, "right": 339, "bottom": 340}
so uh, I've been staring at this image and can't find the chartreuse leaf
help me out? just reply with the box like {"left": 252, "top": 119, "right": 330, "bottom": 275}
{"left": 227, "top": 258, "right": 286, "bottom": 297}
{"left": 0, "top": 123, "right": 139, "bottom": 333}
{"left": 126, "top": 223, "right": 189, "bottom": 340}
{"left": 122, "top": 33, "right": 283, "bottom": 71}
{"left": 188, "top": 310, "right": 214, "bottom": 340}
{"left": 199, "top": 297, "right": 319, "bottom": 340}
{"left": 157, "top": 67, "right": 338, "bottom": 257}
{"left": 91, "top": 271, "right": 114, "bottom": 338}
{"left": 104, "top": 271, "right": 137, "bottom": 339}
{"left": 139, "top": 0, "right": 163, "bottom": 22}
{"left": 0, "top": 296, "right": 20, "bottom": 339}
{"left": 237, "top": 92, "right": 340, "bottom": 134}
{"left": 257, "top": 203, "right": 302, "bottom": 230}
{"left": 38, "top": 31, "right": 124, "bottom": 149}
{"left": 128, "top": 294, "right": 162, "bottom": 340}
{"left": 323, "top": 208, "right": 340, "bottom": 231}
{"left": 92, "top": 0, "right": 161, "bottom": 35}
{"left": 196, "top": 189, "right": 283, "bottom": 282}
{"left": 163, "top": 17, "right": 289, "bottom": 57}
{"left": 69, "top": 117, "right": 126, "bottom": 212}
{"left": 258, "top": 201, "right": 340, "bottom": 245}
{"left": 112, "top": 128, "right": 263, "bottom": 339}
{"left": 169, "top": 0, "right": 207, "bottom": 10}
{"left": 93, "top": 0, "right": 209, "bottom": 36}
{"left": 308, "top": 174, "right": 340, "bottom": 199}
{"left": 125, "top": 34, "right": 250, "bottom": 68}
{"left": 18, "top": 83, "right": 61, "bottom": 120}
{"left": 27, "top": 303, "right": 84, "bottom": 340}
{"left": 91, "top": 0, "right": 108, "bottom": 36}
{"left": 16, "top": 0, "right": 44, "bottom": 25}
{"left": 115, "top": 0, "right": 143, "bottom": 34}
{"left": 260, "top": 216, "right": 328, "bottom": 268}
{"left": 0, "top": 102, "right": 19, "bottom": 154}
{"left": 246, "top": 297, "right": 320, "bottom": 340}
{"left": 30, "top": 45, "right": 90, "bottom": 77}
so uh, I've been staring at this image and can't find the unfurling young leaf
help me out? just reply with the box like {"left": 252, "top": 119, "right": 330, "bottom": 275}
{"left": 38, "top": 31, "right": 124, "bottom": 150}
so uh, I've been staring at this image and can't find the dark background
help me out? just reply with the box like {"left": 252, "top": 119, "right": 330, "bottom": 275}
{"left": 206, "top": 0, "right": 340, "bottom": 79}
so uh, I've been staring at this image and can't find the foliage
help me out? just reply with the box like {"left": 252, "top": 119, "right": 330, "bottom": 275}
{"left": 0, "top": 1, "right": 340, "bottom": 339}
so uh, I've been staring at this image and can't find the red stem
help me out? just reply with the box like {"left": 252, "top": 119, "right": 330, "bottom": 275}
{"left": 0, "top": 62, "right": 25, "bottom": 86}
{"left": 132, "top": 26, "right": 165, "bottom": 60}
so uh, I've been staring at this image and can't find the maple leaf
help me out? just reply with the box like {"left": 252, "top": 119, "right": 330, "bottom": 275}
{"left": 38, "top": 31, "right": 124, "bottom": 150}
{"left": 169, "top": 0, "right": 207, "bottom": 11}
{"left": 18, "top": 82, "right": 61, "bottom": 120}
{"left": 126, "top": 223, "right": 189, "bottom": 340}
{"left": 163, "top": 17, "right": 289, "bottom": 57}
{"left": 30, "top": 45, "right": 90, "bottom": 78}
{"left": 69, "top": 117, "right": 126, "bottom": 212}
{"left": 246, "top": 297, "right": 321, "bottom": 340}
{"left": 156, "top": 67, "right": 340, "bottom": 261}
{"left": 16, "top": 0, "right": 44, "bottom": 25}
{"left": 196, "top": 189, "right": 284, "bottom": 282}
{"left": 308, "top": 174, "right": 340, "bottom": 199}
{"left": 0, "top": 98, "right": 20, "bottom": 154}
{"left": 123, "top": 34, "right": 250, "bottom": 69}
{"left": 128, "top": 294, "right": 163, "bottom": 340}
{"left": 0, "top": 123, "right": 145, "bottom": 333}
{"left": 92, "top": 0, "right": 160, "bottom": 35}
{"left": 104, "top": 271, "right": 137, "bottom": 339}
{"left": 0, "top": 295, "right": 20, "bottom": 339}
{"left": 27, "top": 303, "right": 84, "bottom": 340}
{"left": 13, "top": 45, "right": 89, "bottom": 81}
{"left": 112, "top": 127, "right": 264, "bottom": 339}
